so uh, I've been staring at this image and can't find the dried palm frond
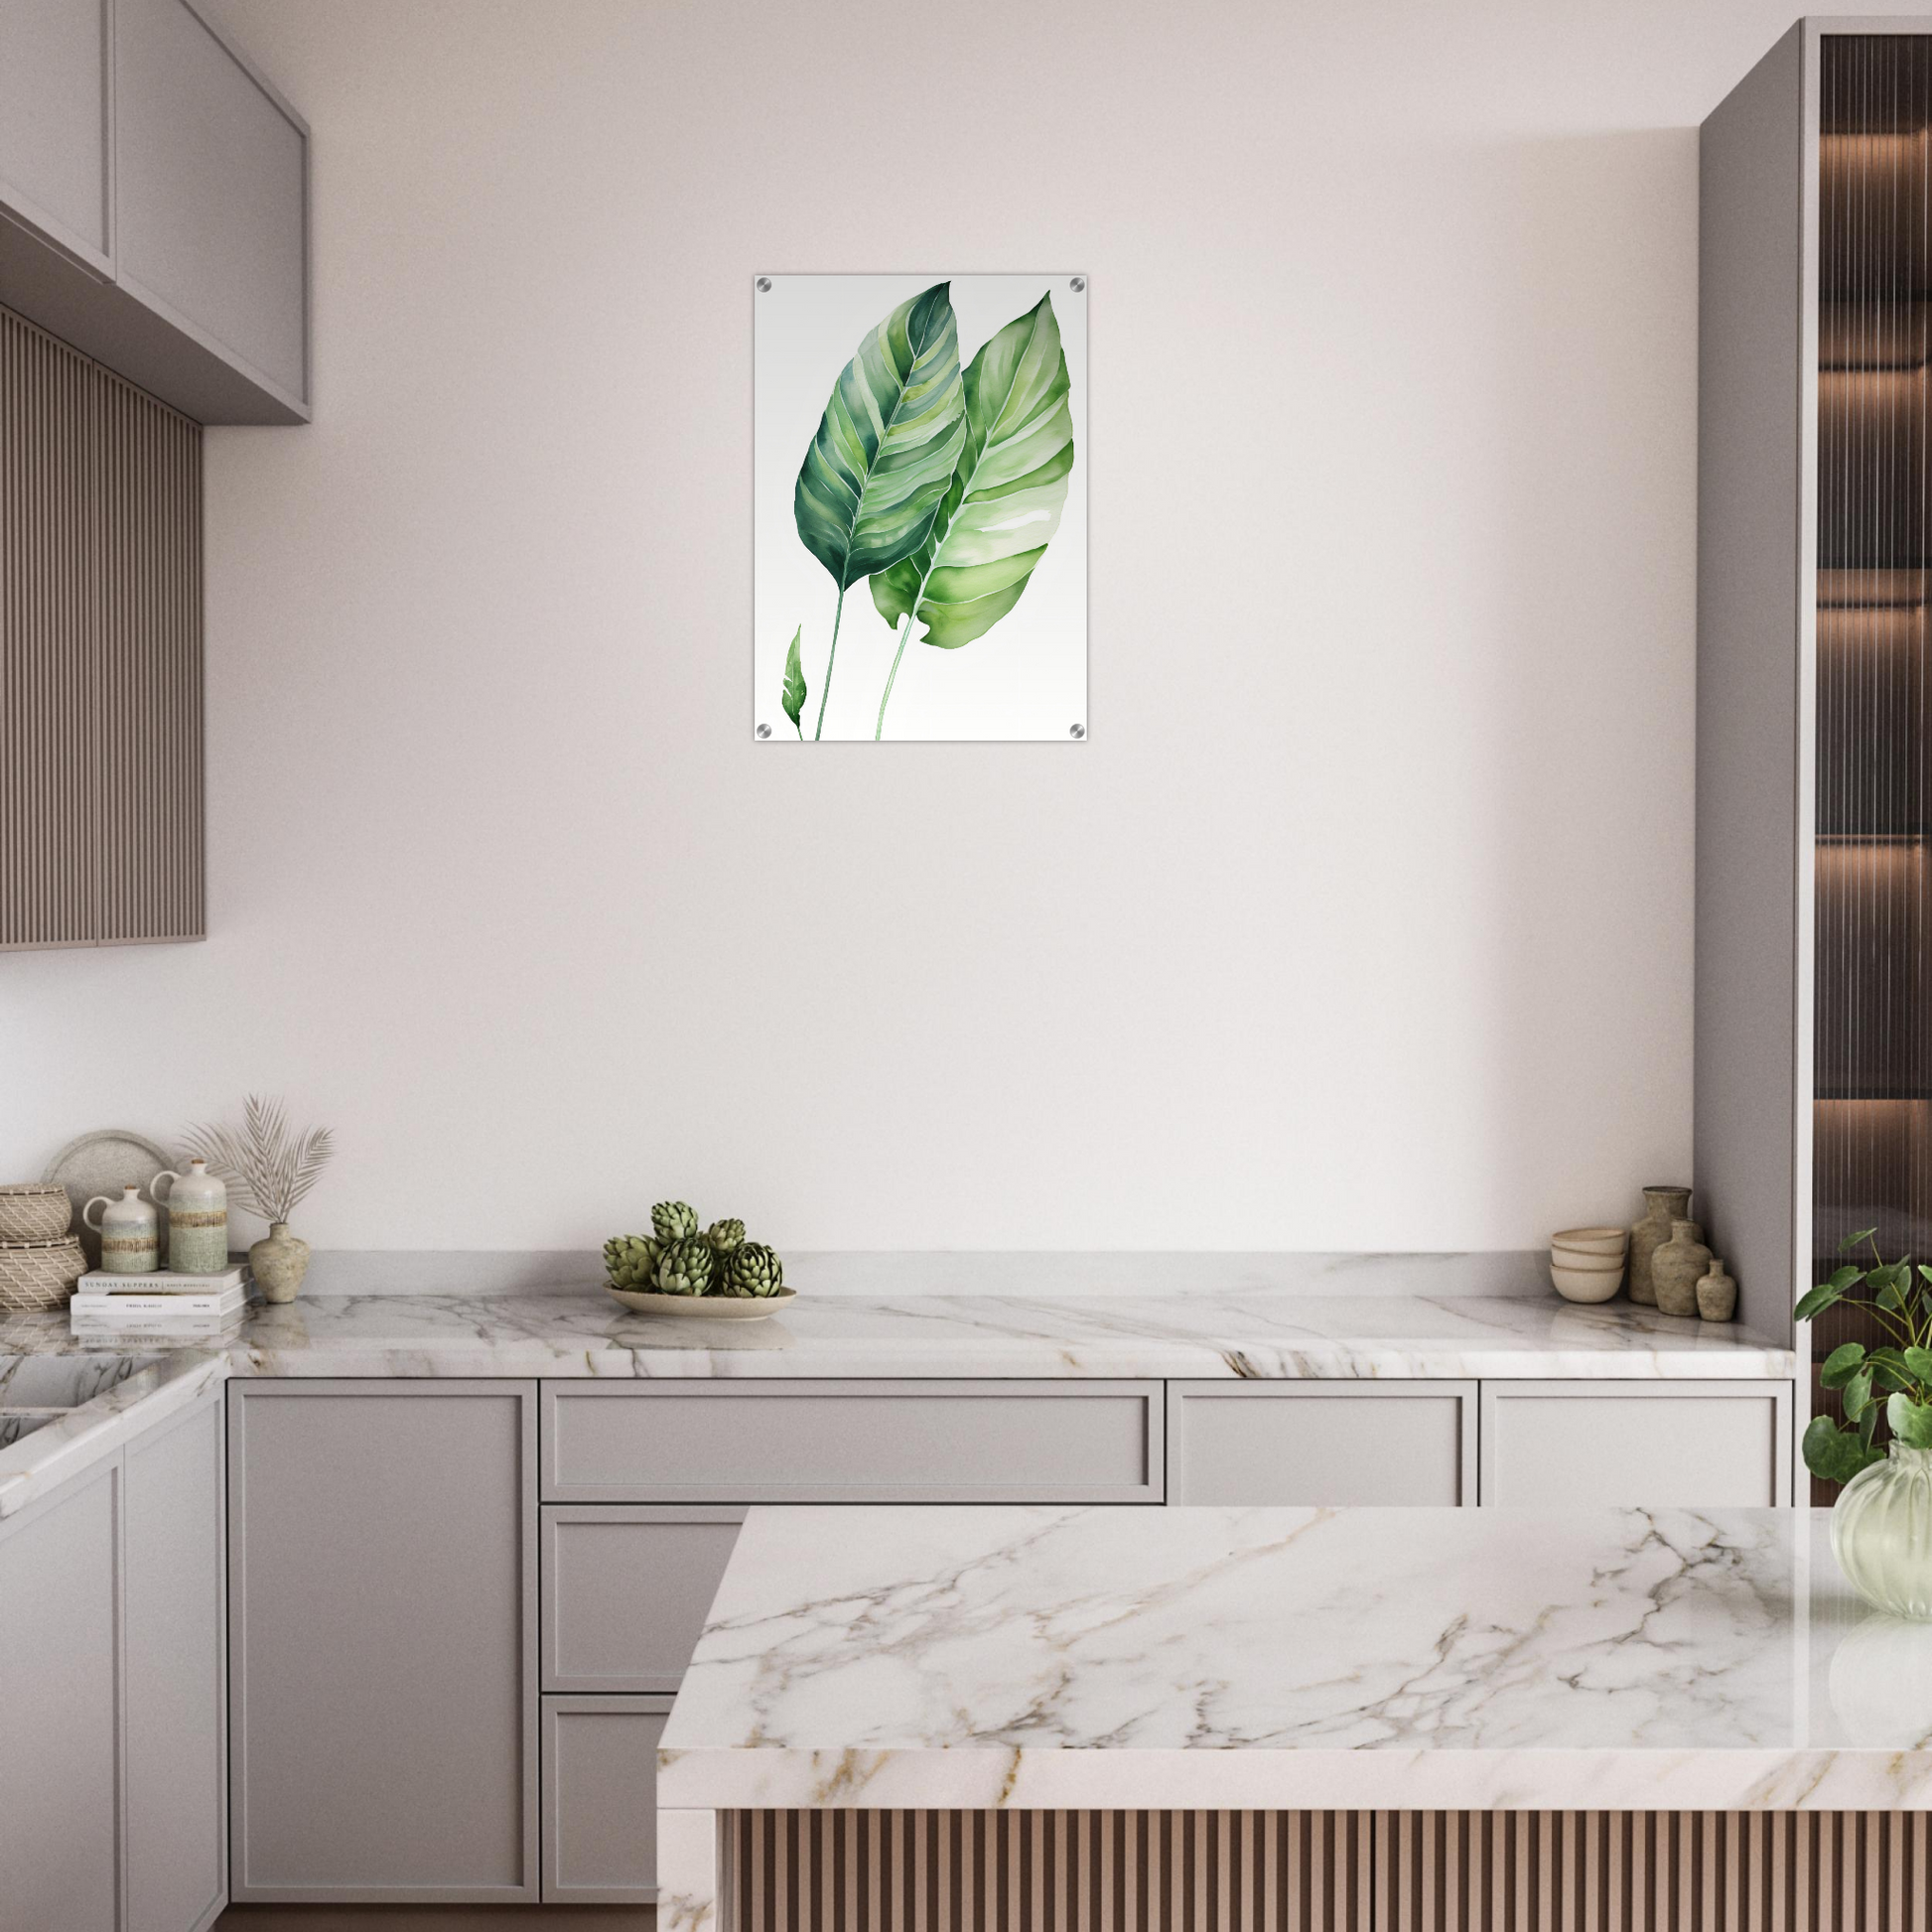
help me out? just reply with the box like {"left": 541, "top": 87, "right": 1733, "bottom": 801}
{"left": 182, "top": 1094, "right": 336, "bottom": 1225}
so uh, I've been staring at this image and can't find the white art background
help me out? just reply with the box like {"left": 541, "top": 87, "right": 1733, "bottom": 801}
{"left": 754, "top": 274, "right": 1088, "bottom": 743}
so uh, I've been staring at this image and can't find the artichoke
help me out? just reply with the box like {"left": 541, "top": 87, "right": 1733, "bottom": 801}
{"left": 656, "top": 1234, "right": 715, "bottom": 1296}
{"left": 726, "top": 1241, "right": 784, "bottom": 1298}
{"left": 706, "top": 1217, "right": 746, "bottom": 1256}
{"left": 604, "top": 1234, "right": 662, "bottom": 1292}
{"left": 651, "top": 1199, "right": 699, "bottom": 1242}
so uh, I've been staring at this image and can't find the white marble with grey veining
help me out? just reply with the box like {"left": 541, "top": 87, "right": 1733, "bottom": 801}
{"left": 658, "top": 1504, "right": 1932, "bottom": 1813}
{"left": 0, "top": 1348, "right": 225, "bottom": 1518}
{"left": 0, "top": 1290, "right": 1799, "bottom": 1381}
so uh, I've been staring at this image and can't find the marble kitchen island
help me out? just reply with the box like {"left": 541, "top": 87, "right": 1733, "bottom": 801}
{"left": 658, "top": 1504, "right": 1932, "bottom": 1932}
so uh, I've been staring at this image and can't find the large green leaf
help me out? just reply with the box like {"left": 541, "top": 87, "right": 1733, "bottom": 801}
{"left": 793, "top": 284, "right": 966, "bottom": 591}
{"left": 871, "top": 291, "right": 1074, "bottom": 650}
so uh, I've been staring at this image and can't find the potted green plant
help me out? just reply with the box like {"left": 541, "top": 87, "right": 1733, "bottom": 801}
{"left": 1798, "top": 1227, "right": 1932, "bottom": 1617}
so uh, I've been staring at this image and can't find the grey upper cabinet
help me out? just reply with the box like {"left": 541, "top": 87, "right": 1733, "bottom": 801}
{"left": 228, "top": 1380, "right": 540, "bottom": 1905}
{"left": 0, "top": 0, "right": 308, "bottom": 423}
{"left": 0, "top": 0, "right": 113, "bottom": 270}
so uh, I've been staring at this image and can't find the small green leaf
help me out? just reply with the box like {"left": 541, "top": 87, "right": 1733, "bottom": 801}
{"left": 1862, "top": 1401, "right": 1882, "bottom": 1448}
{"left": 780, "top": 626, "right": 807, "bottom": 736}
{"left": 1891, "top": 1392, "right": 1932, "bottom": 1449}
{"left": 1820, "top": 1341, "right": 1867, "bottom": 1389}
{"left": 1903, "top": 1346, "right": 1932, "bottom": 1385}
{"left": 1843, "top": 1227, "right": 1880, "bottom": 1253}
{"left": 1916, "top": 1265, "right": 1932, "bottom": 1286}
{"left": 1844, "top": 1366, "right": 1874, "bottom": 1421}
{"left": 1805, "top": 1414, "right": 1885, "bottom": 1483}
{"left": 1871, "top": 1347, "right": 1914, "bottom": 1390}
{"left": 1878, "top": 1273, "right": 1910, "bottom": 1313}
{"left": 1796, "top": 1277, "right": 1854, "bottom": 1322}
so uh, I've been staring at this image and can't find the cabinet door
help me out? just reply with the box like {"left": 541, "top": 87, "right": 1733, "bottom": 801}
{"left": 541, "top": 1696, "right": 672, "bottom": 1903}
{"left": 1169, "top": 1382, "right": 1475, "bottom": 1505}
{"left": 1478, "top": 1381, "right": 1793, "bottom": 1507}
{"left": 0, "top": 0, "right": 113, "bottom": 269}
{"left": 229, "top": 1380, "right": 539, "bottom": 1903}
{"left": 0, "top": 1457, "right": 121, "bottom": 1929}
{"left": 113, "top": 0, "right": 309, "bottom": 409}
{"left": 125, "top": 1381, "right": 226, "bottom": 1932}
{"left": 542, "top": 1506, "right": 744, "bottom": 1693}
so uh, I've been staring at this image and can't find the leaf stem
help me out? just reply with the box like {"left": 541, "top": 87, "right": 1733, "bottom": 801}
{"left": 813, "top": 587, "right": 847, "bottom": 741}
{"left": 876, "top": 616, "right": 913, "bottom": 740}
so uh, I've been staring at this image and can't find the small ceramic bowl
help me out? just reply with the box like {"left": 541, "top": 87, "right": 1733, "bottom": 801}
{"left": 1551, "top": 1243, "right": 1624, "bottom": 1269}
{"left": 1551, "top": 1225, "right": 1628, "bottom": 1257}
{"left": 1551, "top": 1259, "right": 1624, "bottom": 1303}
{"left": 0, "top": 1181, "right": 73, "bottom": 1243}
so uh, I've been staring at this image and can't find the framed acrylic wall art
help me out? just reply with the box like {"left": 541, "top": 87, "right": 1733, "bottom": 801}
{"left": 754, "top": 274, "right": 1088, "bottom": 743}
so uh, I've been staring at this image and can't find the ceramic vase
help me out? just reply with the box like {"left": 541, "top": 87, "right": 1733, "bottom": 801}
{"left": 1650, "top": 1219, "right": 1713, "bottom": 1316}
{"left": 250, "top": 1222, "right": 310, "bottom": 1303}
{"left": 152, "top": 1158, "right": 227, "bottom": 1275}
{"left": 1834, "top": 1444, "right": 1932, "bottom": 1620}
{"left": 1628, "top": 1186, "right": 1692, "bottom": 1307}
{"left": 81, "top": 1183, "right": 160, "bottom": 1274}
{"left": 1697, "top": 1258, "right": 1737, "bottom": 1321}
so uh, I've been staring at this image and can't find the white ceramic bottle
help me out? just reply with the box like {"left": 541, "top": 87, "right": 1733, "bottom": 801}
{"left": 82, "top": 1184, "right": 161, "bottom": 1275}
{"left": 151, "top": 1158, "right": 228, "bottom": 1276}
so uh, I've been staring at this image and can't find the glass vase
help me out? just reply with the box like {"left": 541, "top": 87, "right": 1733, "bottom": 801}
{"left": 1833, "top": 1443, "right": 1932, "bottom": 1620}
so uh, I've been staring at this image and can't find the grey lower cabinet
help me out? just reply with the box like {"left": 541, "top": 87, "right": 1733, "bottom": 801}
{"left": 1478, "top": 1380, "right": 1793, "bottom": 1507}
{"left": 227, "top": 1380, "right": 539, "bottom": 1905}
{"left": 541, "top": 1379, "right": 1165, "bottom": 1503}
{"left": 0, "top": 1374, "right": 225, "bottom": 1932}
{"left": 1168, "top": 1382, "right": 1477, "bottom": 1505}
{"left": 541, "top": 1695, "right": 673, "bottom": 1903}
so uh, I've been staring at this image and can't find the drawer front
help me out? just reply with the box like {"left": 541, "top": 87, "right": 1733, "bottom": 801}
{"left": 540, "top": 1380, "right": 1164, "bottom": 1503}
{"left": 1169, "top": 1382, "right": 1476, "bottom": 1505}
{"left": 541, "top": 1506, "right": 744, "bottom": 1693}
{"left": 1478, "top": 1380, "right": 1793, "bottom": 1507}
{"left": 540, "top": 1696, "right": 671, "bottom": 1904}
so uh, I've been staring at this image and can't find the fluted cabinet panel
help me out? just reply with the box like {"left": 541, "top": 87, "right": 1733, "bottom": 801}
{"left": 0, "top": 302, "right": 203, "bottom": 949}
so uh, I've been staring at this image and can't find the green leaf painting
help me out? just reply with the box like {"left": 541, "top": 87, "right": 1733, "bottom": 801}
{"left": 792, "top": 283, "right": 966, "bottom": 737}
{"left": 870, "top": 293, "right": 1074, "bottom": 736}
{"left": 777, "top": 279, "right": 1077, "bottom": 740}
{"left": 780, "top": 627, "right": 806, "bottom": 738}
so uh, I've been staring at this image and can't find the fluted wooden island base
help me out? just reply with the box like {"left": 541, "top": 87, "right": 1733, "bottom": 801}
{"left": 658, "top": 1508, "right": 1932, "bottom": 1932}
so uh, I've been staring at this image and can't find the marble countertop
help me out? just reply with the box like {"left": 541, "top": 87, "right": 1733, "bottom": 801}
{"left": 658, "top": 1504, "right": 1932, "bottom": 1814}
{"left": 0, "top": 1289, "right": 1795, "bottom": 1381}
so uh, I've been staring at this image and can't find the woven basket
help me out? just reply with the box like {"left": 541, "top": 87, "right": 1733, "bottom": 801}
{"left": 0, "top": 1235, "right": 86, "bottom": 1313}
{"left": 0, "top": 1181, "right": 73, "bottom": 1244}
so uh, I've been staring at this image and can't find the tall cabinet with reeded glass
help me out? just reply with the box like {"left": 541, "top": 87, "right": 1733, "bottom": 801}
{"left": 1699, "top": 20, "right": 1932, "bottom": 1500}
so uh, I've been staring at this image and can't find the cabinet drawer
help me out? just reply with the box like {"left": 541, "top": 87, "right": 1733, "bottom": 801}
{"left": 539, "top": 1380, "right": 1164, "bottom": 1503}
{"left": 540, "top": 1696, "right": 670, "bottom": 1904}
{"left": 541, "top": 1506, "right": 744, "bottom": 1693}
{"left": 1170, "top": 1381, "right": 1475, "bottom": 1505}
{"left": 1478, "top": 1380, "right": 1793, "bottom": 1507}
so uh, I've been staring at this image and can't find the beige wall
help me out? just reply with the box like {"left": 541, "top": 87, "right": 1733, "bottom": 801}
{"left": 0, "top": 0, "right": 1820, "bottom": 1254}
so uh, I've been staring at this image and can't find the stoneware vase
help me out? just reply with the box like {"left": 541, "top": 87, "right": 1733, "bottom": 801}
{"left": 1834, "top": 1444, "right": 1932, "bottom": 1620}
{"left": 1629, "top": 1185, "right": 1692, "bottom": 1307}
{"left": 1696, "top": 1258, "right": 1737, "bottom": 1322}
{"left": 152, "top": 1158, "right": 227, "bottom": 1275}
{"left": 81, "top": 1183, "right": 160, "bottom": 1274}
{"left": 1650, "top": 1220, "right": 1713, "bottom": 1317}
{"left": 250, "top": 1222, "right": 310, "bottom": 1304}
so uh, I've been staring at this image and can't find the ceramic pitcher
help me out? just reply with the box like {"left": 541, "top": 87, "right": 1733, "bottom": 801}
{"left": 82, "top": 1183, "right": 160, "bottom": 1275}
{"left": 151, "top": 1158, "right": 228, "bottom": 1275}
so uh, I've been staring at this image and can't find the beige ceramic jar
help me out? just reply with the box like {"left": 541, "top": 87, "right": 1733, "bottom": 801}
{"left": 81, "top": 1183, "right": 160, "bottom": 1274}
{"left": 1651, "top": 1219, "right": 1714, "bottom": 1317}
{"left": 1628, "top": 1186, "right": 1692, "bottom": 1307}
{"left": 151, "top": 1158, "right": 228, "bottom": 1275}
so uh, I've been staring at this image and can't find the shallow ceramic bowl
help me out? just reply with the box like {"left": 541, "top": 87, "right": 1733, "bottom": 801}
{"left": 1550, "top": 1242, "right": 1625, "bottom": 1270}
{"left": 1550, "top": 1225, "right": 1628, "bottom": 1257}
{"left": 1551, "top": 1259, "right": 1623, "bottom": 1303}
{"left": 0, "top": 1182, "right": 73, "bottom": 1243}
{"left": 605, "top": 1284, "right": 796, "bottom": 1320}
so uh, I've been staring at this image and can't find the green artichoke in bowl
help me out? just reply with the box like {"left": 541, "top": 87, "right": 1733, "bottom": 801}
{"left": 725, "top": 1242, "right": 784, "bottom": 1298}
{"left": 656, "top": 1235, "right": 715, "bottom": 1296}
{"left": 603, "top": 1233, "right": 663, "bottom": 1292}
{"left": 651, "top": 1200, "right": 699, "bottom": 1242}
{"left": 706, "top": 1217, "right": 746, "bottom": 1256}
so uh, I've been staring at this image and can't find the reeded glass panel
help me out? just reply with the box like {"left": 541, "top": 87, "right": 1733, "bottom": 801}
{"left": 1815, "top": 37, "right": 1932, "bottom": 1495}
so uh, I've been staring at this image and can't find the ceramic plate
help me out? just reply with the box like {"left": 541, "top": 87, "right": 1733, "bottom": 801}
{"left": 43, "top": 1130, "right": 179, "bottom": 1268}
{"left": 605, "top": 1285, "right": 796, "bottom": 1320}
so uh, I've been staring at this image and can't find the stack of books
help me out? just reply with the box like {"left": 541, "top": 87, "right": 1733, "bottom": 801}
{"left": 69, "top": 1264, "right": 253, "bottom": 1338}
